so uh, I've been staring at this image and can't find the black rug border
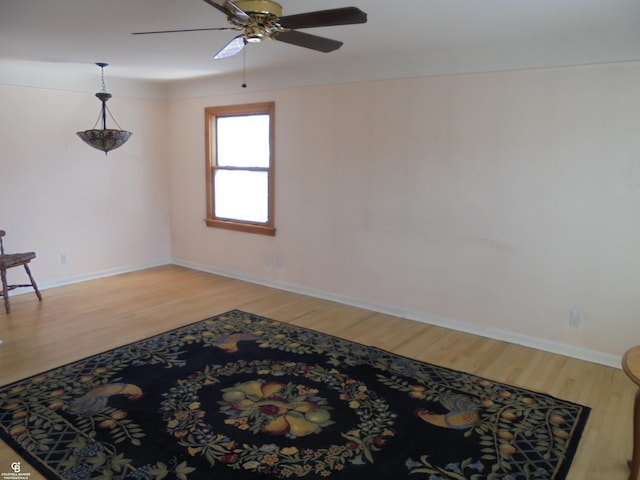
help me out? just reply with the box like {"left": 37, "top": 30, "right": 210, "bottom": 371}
{"left": 0, "top": 309, "right": 591, "bottom": 480}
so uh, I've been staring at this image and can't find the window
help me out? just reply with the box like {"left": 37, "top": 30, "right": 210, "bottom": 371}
{"left": 205, "top": 102, "right": 275, "bottom": 236}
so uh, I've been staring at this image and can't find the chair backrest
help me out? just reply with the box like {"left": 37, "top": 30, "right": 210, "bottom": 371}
{"left": 0, "top": 230, "right": 5, "bottom": 255}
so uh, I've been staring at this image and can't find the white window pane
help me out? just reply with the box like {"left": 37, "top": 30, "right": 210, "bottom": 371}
{"left": 217, "top": 115, "right": 270, "bottom": 168}
{"left": 214, "top": 170, "right": 269, "bottom": 223}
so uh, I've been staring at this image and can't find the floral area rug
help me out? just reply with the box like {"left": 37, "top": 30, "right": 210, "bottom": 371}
{"left": 0, "top": 310, "right": 589, "bottom": 480}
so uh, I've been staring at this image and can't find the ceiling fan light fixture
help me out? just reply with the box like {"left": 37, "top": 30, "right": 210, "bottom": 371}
{"left": 244, "top": 24, "right": 265, "bottom": 42}
{"left": 76, "top": 63, "right": 132, "bottom": 155}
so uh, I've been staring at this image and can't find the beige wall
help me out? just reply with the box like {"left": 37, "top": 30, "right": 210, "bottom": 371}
{"left": 168, "top": 62, "right": 640, "bottom": 364}
{"left": 0, "top": 85, "right": 171, "bottom": 286}
{"left": 2, "top": 62, "right": 638, "bottom": 366}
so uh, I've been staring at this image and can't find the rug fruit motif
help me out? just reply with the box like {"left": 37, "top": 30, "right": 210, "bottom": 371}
{"left": 0, "top": 310, "right": 590, "bottom": 479}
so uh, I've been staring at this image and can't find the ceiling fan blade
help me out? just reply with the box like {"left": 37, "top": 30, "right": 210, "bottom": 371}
{"left": 202, "top": 0, "right": 251, "bottom": 24}
{"left": 132, "top": 27, "right": 235, "bottom": 35}
{"left": 278, "top": 7, "right": 367, "bottom": 30}
{"left": 273, "top": 30, "right": 343, "bottom": 53}
{"left": 213, "top": 35, "right": 246, "bottom": 59}
{"left": 223, "top": 0, "right": 252, "bottom": 23}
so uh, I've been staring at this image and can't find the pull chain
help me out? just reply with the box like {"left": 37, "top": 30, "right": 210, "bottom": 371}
{"left": 242, "top": 46, "right": 247, "bottom": 88}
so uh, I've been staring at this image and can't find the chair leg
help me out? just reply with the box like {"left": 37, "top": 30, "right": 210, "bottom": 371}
{"left": 629, "top": 388, "right": 640, "bottom": 480}
{"left": 1, "top": 268, "right": 9, "bottom": 314}
{"left": 23, "top": 264, "right": 42, "bottom": 301}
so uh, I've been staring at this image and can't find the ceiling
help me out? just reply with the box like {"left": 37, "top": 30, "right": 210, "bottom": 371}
{"left": 1, "top": 0, "right": 640, "bottom": 95}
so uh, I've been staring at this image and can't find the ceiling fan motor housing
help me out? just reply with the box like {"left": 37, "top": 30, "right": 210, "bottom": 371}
{"left": 235, "top": 0, "right": 282, "bottom": 16}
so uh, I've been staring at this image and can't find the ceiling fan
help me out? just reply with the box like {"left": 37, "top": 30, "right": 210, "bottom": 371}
{"left": 133, "top": 0, "right": 367, "bottom": 60}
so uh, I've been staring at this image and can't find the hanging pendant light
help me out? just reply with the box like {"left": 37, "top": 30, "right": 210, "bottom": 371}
{"left": 76, "top": 63, "right": 132, "bottom": 155}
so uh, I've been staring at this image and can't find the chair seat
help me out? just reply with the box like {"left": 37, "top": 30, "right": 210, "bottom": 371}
{"left": 0, "top": 252, "right": 37, "bottom": 269}
{"left": 0, "top": 230, "right": 41, "bottom": 313}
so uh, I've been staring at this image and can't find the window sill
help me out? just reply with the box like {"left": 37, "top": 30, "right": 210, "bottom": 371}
{"left": 205, "top": 218, "right": 276, "bottom": 236}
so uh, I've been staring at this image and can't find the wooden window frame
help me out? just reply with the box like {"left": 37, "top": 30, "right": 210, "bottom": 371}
{"left": 204, "top": 102, "right": 276, "bottom": 236}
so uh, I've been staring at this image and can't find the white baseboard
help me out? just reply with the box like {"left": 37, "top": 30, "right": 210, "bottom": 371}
{"left": 172, "top": 258, "right": 622, "bottom": 369}
{"left": 7, "top": 259, "right": 172, "bottom": 296}
{"left": 4, "top": 257, "right": 620, "bottom": 368}
{"left": 1, "top": 260, "right": 173, "bottom": 346}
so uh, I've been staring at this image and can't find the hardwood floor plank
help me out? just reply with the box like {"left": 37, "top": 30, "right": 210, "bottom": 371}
{"left": 0, "top": 265, "right": 633, "bottom": 479}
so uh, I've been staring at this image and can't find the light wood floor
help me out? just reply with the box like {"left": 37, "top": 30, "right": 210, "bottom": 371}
{"left": 0, "top": 265, "right": 635, "bottom": 479}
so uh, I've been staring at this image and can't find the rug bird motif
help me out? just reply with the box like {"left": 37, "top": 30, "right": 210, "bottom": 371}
{"left": 0, "top": 310, "right": 590, "bottom": 480}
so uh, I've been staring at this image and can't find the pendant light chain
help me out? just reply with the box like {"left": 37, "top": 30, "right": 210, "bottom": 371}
{"left": 76, "top": 62, "right": 133, "bottom": 154}
{"left": 100, "top": 65, "right": 107, "bottom": 93}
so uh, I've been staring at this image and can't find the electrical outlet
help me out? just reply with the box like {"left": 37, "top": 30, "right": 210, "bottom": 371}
{"left": 569, "top": 310, "right": 581, "bottom": 327}
{"left": 276, "top": 256, "right": 284, "bottom": 269}
{"left": 60, "top": 253, "right": 69, "bottom": 265}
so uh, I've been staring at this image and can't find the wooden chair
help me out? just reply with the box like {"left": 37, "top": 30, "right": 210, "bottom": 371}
{"left": 0, "top": 229, "right": 42, "bottom": 313}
